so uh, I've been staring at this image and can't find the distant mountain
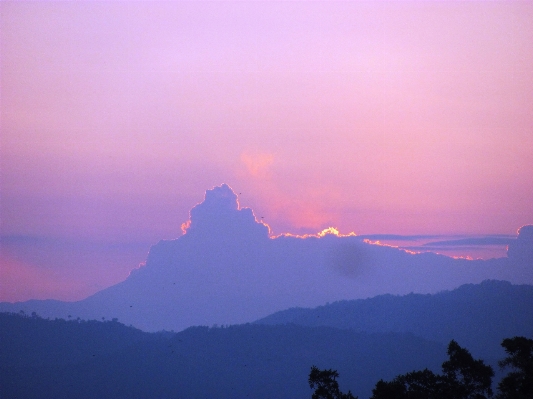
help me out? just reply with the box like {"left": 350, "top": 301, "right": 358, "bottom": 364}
{"left": 1, "top": 185, "right": 531, "bottom": 332}
{"left": 1, "top": 312, "right": 447, "bottom": 399}
{"left": 255, "top": 280, "right": 533, "bottom": 359}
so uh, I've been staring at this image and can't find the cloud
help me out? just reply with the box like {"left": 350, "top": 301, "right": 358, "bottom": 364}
{"left": 1, "top": 184, "right": 531, "bottom": 332}
{"left": 327, "top": 241, "right": 374, "bottom": 278}
{"left": 507, "top": 225, "right": 533, "bottom": 261}
{"left": 517, "top": 225, "right": 533, "bottom": 239}
{"left": 238, "top": 153, "right": 340, "bottom": 234}
{"left": 358, "top": 234, "right": 443, "bottom": 242}
{"left": 183, "top": 183, "right": 270, "bottom": 240}
{"left": 421, "top": 236, "right": 516, "bottom": 247}
{"left": 240, "top": 152, "right": 274, "bottom": 179}
{"left": 358, "top": 234, "right": 516, "bottom": 260}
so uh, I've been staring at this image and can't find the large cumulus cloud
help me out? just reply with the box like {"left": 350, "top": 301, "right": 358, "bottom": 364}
{"left": 1, "top": 184, "right": 531, "bottom": 332}
{"left": 183, "top": 184, "right": 269, "bottom": 242}
{"left": 507, "top": 225, "right": 533, "bottom": 261}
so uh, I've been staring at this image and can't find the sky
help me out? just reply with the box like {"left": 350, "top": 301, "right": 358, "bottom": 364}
{"left": 1, "top": 1, "right": 532, "bottom": 302}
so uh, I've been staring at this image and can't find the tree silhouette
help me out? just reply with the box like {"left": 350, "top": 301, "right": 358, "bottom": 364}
{"left": 308, "top": 366, "right": 357, "bottom": 399}
{"left": 371, "top": 369, "right": 444, "bottom": 399}
{"left": 441, "top": 340, "right": 494, "bottom": 398}
{"left": 371, "top": 378, "right": 407, "bottom": 399}
{"left": 370, "top": 340, "right": 493, "bottom": 399}
{"left": 496, "top": 336, "right": 533, "bottom": 399}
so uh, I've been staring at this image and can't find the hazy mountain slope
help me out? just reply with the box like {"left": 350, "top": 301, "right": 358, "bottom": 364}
{"left": 255, "top": 280, "right": 533, "bottom": 359}
{"left": 1, "top": 315, "right": 447, "bottom": 399}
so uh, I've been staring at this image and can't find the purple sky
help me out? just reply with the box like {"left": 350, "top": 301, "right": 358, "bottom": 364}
{"left": 1, "top": 1, "right": 532, "bottom": 302}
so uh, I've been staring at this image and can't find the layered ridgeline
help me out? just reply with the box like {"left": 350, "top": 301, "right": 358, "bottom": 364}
{"left": 255, "top": 279, "right": 533, "bottom": 360}
{"left": 1, "top": 305, "right": 531, "bottom": 399}
{"left": 0, "top": 312, "right": 455, "bottom": 399}
{"left": 1, "top": 184, "right": 532, "bottom": 332}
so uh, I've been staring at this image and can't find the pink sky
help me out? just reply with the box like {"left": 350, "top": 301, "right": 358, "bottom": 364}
{"left": 1, "top": 1, "right": 532, "bottom": 301}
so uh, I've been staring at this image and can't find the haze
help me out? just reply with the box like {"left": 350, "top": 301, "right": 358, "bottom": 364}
{"left": 1, "top": 2, "right": 532, "bottom": 302}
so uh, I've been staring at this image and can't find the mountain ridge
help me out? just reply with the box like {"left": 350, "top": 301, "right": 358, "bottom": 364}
{"left": 1, "top": 313, "right": 447, "bottom": 399}
{"left": 255, "top": 279, "right": 533, "bottom": 359}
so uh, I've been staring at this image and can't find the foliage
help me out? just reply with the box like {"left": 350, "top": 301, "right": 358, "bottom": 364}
{"left": 370, "top": 340, "right": 494, "bottom": 399}
{"left": 309, "top": 366, "right": 357, "bottom": 399}
{"left": 441, "top": 340, "right": 494, "bottom": 398}
{"left": 496, "top": 336, "right": 533, "bottom": 399}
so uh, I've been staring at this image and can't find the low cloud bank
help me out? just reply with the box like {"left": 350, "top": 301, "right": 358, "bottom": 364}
{"left": 1, "top": 184, "right": 531, "bottom": 332}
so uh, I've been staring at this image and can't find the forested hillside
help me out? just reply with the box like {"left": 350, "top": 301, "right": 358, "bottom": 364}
{"left": 256, "top": 280, "right": 533, "bottom": 358}
{"left": 2, "top": 281, "right": 531, "bottom": 398}
{"left": 1, "top": 313, "right": 445, "bottom": 399}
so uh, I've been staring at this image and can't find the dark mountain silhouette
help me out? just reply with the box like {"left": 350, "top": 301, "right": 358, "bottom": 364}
{"left": 1, "top": 312, "right": 446, "bottom": 399}
{"left": 1, "top": 184, "right": 531, "bottom": 332}
{"left": 255, "top": 280, "right": 533, "bottom": 360}
{"left": 0, "top": 312, "right": 154, "bottom": 368}
{"left": 2, "top": 284, "right": 530, "bottom": 398}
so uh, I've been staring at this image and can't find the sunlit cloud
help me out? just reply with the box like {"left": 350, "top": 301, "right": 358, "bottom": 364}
{"left": 237, "top": 151, "right": 345, "bottom": 234}
{"left": 240, "top": 152, "right": 274, "bottom": 179}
